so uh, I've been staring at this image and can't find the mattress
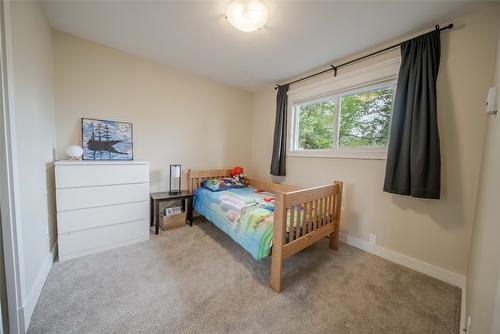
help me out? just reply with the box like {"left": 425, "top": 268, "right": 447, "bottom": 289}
{"left": 194, "top": 186, "right": 276, "bottom": 260}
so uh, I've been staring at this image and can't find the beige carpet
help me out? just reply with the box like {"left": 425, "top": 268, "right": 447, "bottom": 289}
{"left": 28, "top": 217, "right": 461, "bottom": 334}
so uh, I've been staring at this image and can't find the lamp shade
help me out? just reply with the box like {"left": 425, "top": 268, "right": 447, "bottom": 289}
{"left": 172, "top": 165, "right": 181, "bottom": 177}
{"left": 66, "top": 145, "right": 83, "bottom": 159}
{"left": 169, "top": 164, "right": 182, "bottom": 194}
{"left": 226, "top": 0, "right": 268, "bottom": 32}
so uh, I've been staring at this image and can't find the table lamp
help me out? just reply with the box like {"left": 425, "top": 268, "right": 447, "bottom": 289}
{"left": 169, "top": 164, "right": 181, "bottom": 194}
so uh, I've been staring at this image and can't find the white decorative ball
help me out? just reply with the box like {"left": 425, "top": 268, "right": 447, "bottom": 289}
{"left": 66, "top": 145, "right": 83, "bottom": 160}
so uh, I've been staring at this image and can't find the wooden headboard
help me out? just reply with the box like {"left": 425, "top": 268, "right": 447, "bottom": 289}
{"left": 187, "top": 169, "right": 232, "bottom": 192}
{"left": 186, "top": 168, "right": 299, "bottom": 193}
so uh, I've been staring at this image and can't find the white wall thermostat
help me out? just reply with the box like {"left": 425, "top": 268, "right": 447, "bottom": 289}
{"left": 486, "top": 87, "right": 497, "bottom": 115}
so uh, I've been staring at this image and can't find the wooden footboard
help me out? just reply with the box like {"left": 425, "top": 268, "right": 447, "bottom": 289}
{"left": 186, "top": 168, "right": 343, "bottom": 292}
{"left": 270, "top": 181, "right": 342, "bottom": 292}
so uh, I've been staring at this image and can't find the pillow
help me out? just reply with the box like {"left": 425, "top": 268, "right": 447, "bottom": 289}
{"left": 201, "top": 178, "right": 244, "bottom": 192}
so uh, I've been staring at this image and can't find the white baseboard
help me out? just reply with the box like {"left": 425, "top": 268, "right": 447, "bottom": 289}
{"left": 460, "top": 285, "right": 466, "bottom": 334}
{"left": 339, "top": 233, "right": 466, "bottom": 289}
{"left": 22, "top": 242, "right": 57, "bottom": 330}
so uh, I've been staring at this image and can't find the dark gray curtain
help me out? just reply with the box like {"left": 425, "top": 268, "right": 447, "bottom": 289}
{"left": 270, "top": 84, "right": 289, "bottom": 176}
{"left": 383, "top": 30, "right": 441, "bottom": 199}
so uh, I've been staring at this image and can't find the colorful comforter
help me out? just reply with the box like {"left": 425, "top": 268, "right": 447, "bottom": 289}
{"left": 194, "top": 186, "right": 276, "bottom": 260}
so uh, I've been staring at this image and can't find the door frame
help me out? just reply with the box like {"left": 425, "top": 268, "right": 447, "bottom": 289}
{"left": 0, "top": 1, "right": 27, "bottom": 333}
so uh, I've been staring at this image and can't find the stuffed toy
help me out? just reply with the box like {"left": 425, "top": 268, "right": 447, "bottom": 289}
{"left": 231, "top": 166, "right": 249, "bottom": 186}
{"left": 231, "top": 166, "right": 243, "bottom": 177}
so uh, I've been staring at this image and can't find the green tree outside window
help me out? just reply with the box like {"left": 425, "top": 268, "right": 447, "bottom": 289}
{"left": 339, "top": 87, "right": 393, "bottom": 148}
{"left": 297, "top": 99, "right": 335, "bottom": 150}
{"left": 296, "top": 86, "right": 393, "bottom": 150}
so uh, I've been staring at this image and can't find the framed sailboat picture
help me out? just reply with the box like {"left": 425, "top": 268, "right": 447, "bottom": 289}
{"left": 82, "top": 118, "right": 133, "bottom": 160}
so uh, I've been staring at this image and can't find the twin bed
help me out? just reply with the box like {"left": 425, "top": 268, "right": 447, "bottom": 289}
{"left": 187, "top": 168, "right": 343, "bottom": 292}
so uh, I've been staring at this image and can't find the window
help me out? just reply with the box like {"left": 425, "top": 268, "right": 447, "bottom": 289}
{"left": 338, "top": 86, "right": 394, "bottom": 148}
{"left": 290, "top": 82, "right": 396, "bottom": 158}
{"left": 296, "top": 98, "right": 336, "bottom": 150}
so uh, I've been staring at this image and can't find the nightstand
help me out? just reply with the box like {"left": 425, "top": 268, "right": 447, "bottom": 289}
{"left": 150, "top": 191, "right": 193, "bottom": 234}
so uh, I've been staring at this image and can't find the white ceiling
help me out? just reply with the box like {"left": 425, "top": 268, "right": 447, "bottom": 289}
{"left": 42, "top": 1, "right": 484, "bottom": 91}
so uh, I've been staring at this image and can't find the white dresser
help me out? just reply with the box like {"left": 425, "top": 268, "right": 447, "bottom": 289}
{"left": 55, "top": 160, "right": 150, "bottom": 261}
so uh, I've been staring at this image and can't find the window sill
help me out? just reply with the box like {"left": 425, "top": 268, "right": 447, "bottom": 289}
{"left": 287, "top": 149, "right": 387, "bottom": 160}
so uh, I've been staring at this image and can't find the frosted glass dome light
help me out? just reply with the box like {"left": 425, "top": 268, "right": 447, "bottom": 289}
{"left": 66, "top": 145, "right": 83, "bottom": 160}
{"left": 226, "top": 1, "right": 268, "bottom": 32}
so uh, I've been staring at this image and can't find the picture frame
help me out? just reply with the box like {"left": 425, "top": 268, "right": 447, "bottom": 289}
{"left": 81, "top": 118, "right": 133, "bottom": 160}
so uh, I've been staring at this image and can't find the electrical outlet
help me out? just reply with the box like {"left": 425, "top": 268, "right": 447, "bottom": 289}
{"left": 369, "top": 234, "right": 377, "bottom": 245}
{"left": 45, "top": 226, "right": 49, "bottom": 236}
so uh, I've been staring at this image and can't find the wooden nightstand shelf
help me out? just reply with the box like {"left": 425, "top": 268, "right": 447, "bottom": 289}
{"left": 150, "top": 191, "right": 193, "bottom": 234}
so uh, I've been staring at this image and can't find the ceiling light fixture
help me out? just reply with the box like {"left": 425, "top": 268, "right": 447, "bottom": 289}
{"left": 225, "top": 0, "right": 268, "bottom": 32}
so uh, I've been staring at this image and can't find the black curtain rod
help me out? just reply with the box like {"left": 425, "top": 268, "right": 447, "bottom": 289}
{"left": 275, "top": 23, "right": 453, "bottom": 90}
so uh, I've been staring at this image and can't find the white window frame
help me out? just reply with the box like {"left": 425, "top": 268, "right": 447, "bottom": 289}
{"left": 287, "top": 57, "right": 400, "bottom": 160}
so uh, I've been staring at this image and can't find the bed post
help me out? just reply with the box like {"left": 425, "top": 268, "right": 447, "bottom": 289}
{"left": 329, "top": 180, "right": 343, "bottom": 251}
{"left": 270, "top": 191, "right": 286, "bottom": 292}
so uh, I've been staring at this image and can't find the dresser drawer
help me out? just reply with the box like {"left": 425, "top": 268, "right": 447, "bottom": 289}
{"left": 55, "top": 163, "right": 149, "bottom": 188}
{"left": 56, "top": 183, "right": 149, "bottom": 211}
{"left": 58, "top": 219, "right": 149, "bottom": 261}
{"left": 57, "top": 201, "right": 149, "bottom": 233}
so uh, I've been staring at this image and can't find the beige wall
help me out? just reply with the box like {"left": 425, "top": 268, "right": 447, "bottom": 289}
{"left": 9, "top": 0, "right": 57, "bottom": 327}
{"left": 466, "top": 8, "right": 500, "bottom": 334}
{"left": 249, "top": 6, "right": 499, "bottom": 276}
{"left": 53, "top": 31, "right": 252, "bottom": 192}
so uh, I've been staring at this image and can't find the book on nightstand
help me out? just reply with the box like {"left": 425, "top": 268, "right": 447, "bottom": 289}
{"left": 163, "top": 206, "right": 182, "bottom": 216}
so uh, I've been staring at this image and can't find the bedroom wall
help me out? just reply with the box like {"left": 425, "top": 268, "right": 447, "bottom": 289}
{"left": 8, "top": 0, "right": 57, "bottom": 328}
{"left": 465, "top": 11, "right": 500, "bottom": 334}
{"left": 248, "top": 6, "right": 500, "bottom": 277}
{"left": 53, "top": 31, "right": 253, "bottom": 192}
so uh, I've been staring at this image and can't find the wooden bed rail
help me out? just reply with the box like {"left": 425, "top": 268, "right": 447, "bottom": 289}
{"left": 186, "top": 169, "right": 298, "bottom": 194}
{"left": 247, "top": 178, "right": 298, "bottom": 193}
{"left": 270, "top": 181, "right": 343, "bottom": 292}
